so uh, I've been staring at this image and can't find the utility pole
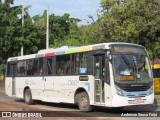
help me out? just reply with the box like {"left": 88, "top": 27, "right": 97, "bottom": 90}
{"left": 21, "top": 0, "right": 24, "bottom": 56}
{"left": 46, "top": 7, "right": 49, "bottom": 49}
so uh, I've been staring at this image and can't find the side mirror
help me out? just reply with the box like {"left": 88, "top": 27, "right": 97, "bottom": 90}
{"left": 106, "top": 50, "right": 112, "bottom": 61}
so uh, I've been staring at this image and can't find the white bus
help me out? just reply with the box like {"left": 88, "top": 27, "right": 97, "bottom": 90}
{"left": 5, "top": 42, "right": 154, "bottom": 111}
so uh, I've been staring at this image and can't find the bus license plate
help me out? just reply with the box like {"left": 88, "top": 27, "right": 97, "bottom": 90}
{"left": 133, "top": 98, "right": 142, "bottom": 103}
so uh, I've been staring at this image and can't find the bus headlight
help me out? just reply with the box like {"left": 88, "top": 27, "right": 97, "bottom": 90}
{"left": 149, "top": 86, "right": 153, "bottom": 95}
{"left": 115, "top": 85, "right": 124, "bottom": 96}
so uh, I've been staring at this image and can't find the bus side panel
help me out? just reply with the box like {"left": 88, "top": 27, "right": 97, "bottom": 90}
{"left": 105, "top": 83, "right": 112, "bottom": 106}
{"left": 87, "top": 76, "right": 95, "bottom": 105}
{"left": 15, "top": 77, "right": 27, "bottom": 99}
{"left": 53, "top": 75, "right": 94, "bottom": 104}
{"left": 54, "top": 76, "right": 79, "bottom": 103}
{"left": 109, "top": 63, "right": 118, "bottom": 107}
{"left": 5, "top": 77, "right": 12, "bottom": 97}
{"left": 42, "top": 76, "right": 58, "bottom": 102}
{"left": 15, "top": 77, "right": 45, "bottom": 100}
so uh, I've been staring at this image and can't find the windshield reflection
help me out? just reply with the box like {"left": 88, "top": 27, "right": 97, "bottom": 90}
{"left": 112, "top": 54, "right": 152, "bottom": 83}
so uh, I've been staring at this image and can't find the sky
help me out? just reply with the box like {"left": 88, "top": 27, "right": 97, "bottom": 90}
{"left": 13, "top": 0, "right": 101, "bottom": 25}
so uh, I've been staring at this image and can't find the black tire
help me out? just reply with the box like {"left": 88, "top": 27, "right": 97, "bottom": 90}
{"left": 77, "top": 92, "right": 93, "bottom": 112}
{"left": 24, "top": 88, "right": 34, "bottom": 105}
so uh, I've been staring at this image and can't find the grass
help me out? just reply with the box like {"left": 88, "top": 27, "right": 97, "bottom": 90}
{"left": 155, "top": 94, "right": 160, "bottom": 100}
{"left": 0, "top": 80, "right": 4, "bottom": 91}
{"left": 0, "top": 87, "right": 3, "bottom": 91}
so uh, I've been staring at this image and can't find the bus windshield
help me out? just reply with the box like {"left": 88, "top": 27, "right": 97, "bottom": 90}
{"left": 112, "top": 54, "right": 152, "bottom": 83}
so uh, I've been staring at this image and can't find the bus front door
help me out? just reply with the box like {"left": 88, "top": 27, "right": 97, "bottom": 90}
{"left": 94, "top": 55, "right": 105, "bottom": 104}
{"left": 11, "top": 64, "right": 16, "bottom": 96}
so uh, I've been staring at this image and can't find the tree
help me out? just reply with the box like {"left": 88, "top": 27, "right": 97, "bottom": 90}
{"left": 98, "top": 0, "right": 160, "bottom": 58}
{"left": 0, "top": 1, "right": 21, "bottom": 62}
{"left": 0, "top": 0, "right": 19, "bottom": 74}
{"left": 47, "top": 13, "right": 81, "bottom": 47}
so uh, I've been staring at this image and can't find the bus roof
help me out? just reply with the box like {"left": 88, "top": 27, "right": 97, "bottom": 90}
{"left": 7, "top": 42, "right": 144, "bottom": 62}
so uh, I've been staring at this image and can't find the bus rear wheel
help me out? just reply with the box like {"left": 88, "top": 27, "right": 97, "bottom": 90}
{"left": 24, "top": 88, "right": 34, "bottom": 105}
{"left": 77, "top": 92, "right": 93, "bottom": 112}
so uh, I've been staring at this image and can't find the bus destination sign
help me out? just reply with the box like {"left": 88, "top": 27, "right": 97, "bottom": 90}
{"left": 113, "top": 45, "right": 146, "bottom": 54}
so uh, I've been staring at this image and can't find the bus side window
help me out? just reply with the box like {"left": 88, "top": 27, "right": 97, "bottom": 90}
{"left": 17, "top": 61, "right": 27, "bottom": 76}
{"left": 56, "top": 55, "right": 70, "bottom": 75}
{"left": 79, "top": 53, "right": 88, "bottom": 74}
{"left": 70, "top": 53, "right": 88, "bottom": 75}
{"left": 45, "top": 58, "right": 53, "bottom": 76}
{"left": 27, "top": 59, "right": 34, "bottom": 76}
{"left": 33, "top": 59, "right": 38, "bottom": 75}
{"left": 38, "top": 58, "right": 43, "bottom": 76}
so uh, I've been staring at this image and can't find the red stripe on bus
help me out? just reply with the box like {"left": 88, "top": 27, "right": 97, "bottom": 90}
{"left": 45, "top": 52, "right": 55, "bottom": 57}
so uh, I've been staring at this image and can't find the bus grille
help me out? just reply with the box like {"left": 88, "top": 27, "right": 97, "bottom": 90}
{"left": 123, "top": 86, "right": 149, "bottom": 92}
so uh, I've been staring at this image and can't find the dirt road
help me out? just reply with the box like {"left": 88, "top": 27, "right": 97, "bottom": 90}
{"left": 0, "top": 91, "right": 117, "bottom": 120}
{"left": 0, "top": 90, "right": 159, "bottom": 120}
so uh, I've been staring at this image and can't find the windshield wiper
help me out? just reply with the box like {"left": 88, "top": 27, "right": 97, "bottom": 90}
{"left": 120, "top": 54, "right": 131, "bottom": 69}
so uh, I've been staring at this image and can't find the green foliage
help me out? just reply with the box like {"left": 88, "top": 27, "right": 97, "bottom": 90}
{"left": 0, "top": 0, "right": 160, "bottom": 67}
{"left": 0, "top": 2, "right": 22, "bottom": 61}
{"left": 0, "top": 1, "right": 83, "bottom": 65}
{"left": 0, "top": 64, "right": 5, "bottom": 74}
{"left": 97, "top": 0, "right": 160, "bottom": 58}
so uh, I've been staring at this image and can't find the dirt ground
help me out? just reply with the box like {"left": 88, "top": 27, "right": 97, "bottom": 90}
{"left": 0, "top": 101, "right": 41, "bottom": 111}
{"left": 0, "top": 101, "right": 113, "bottom": 120}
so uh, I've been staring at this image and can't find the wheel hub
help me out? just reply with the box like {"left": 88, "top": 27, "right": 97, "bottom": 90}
{"left": 81, "top": 97, "right": 88, "bottom": 108}
{"left": 25, "top": 91, "right": 30, "bottom": 102}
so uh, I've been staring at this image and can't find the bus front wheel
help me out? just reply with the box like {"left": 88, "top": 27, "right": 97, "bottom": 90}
{"left": 24, "top": 88, "right": 34, "bottom": 105}
{"left": 77, "top": 92, "right": 93, "bottom": 112}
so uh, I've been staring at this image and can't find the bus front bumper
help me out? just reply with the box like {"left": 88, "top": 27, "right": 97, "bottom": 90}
{"left": 111, "top": 93, "right": 154, "bottom": 107}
